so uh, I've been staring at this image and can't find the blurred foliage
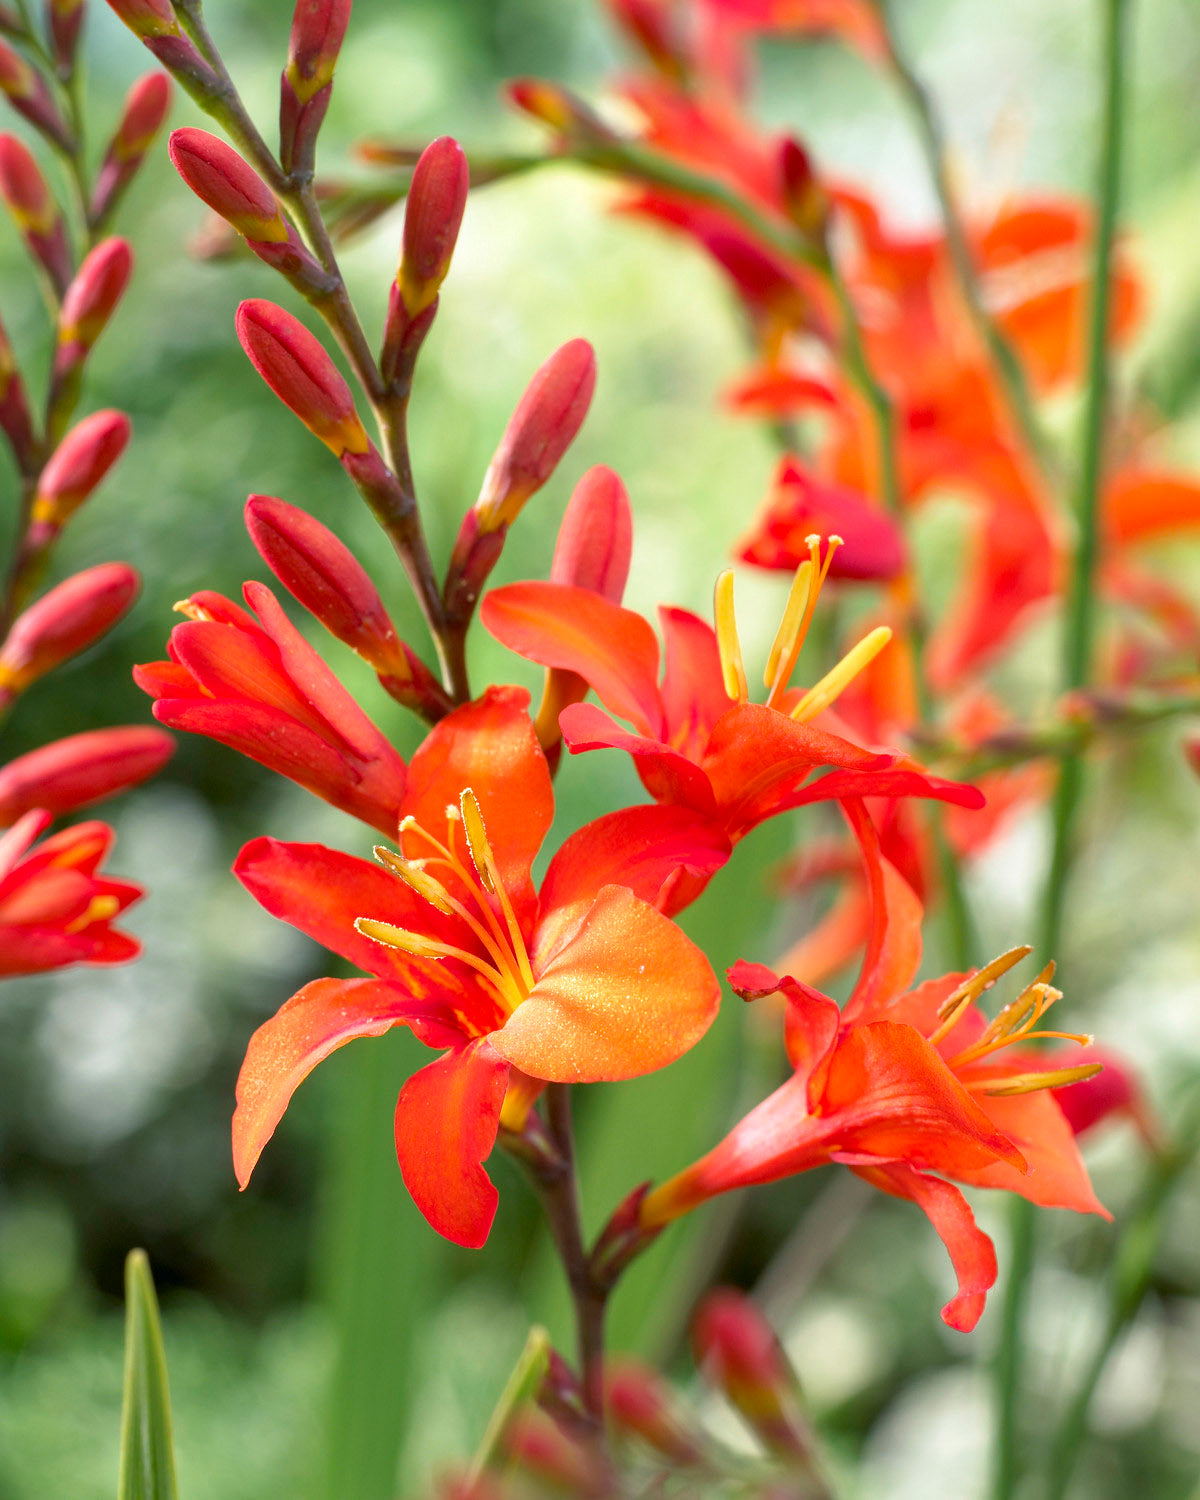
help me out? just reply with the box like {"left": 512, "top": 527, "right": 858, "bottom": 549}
{"left": 1, "top": 0, "right": 1199, "bottom": 1497}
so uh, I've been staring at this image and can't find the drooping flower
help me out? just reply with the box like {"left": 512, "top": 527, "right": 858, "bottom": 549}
{"left": 134, "top": 581, "right": 407, "bottom": 834}
{"left": 483, "top": 538, "right": 983, "bottom": 862}
{"left": 0, "top": 809, "right": 143, "bottom": 976}
{"left": 232, "top": 685, "right": 727, "bottom": 1246}
{"left": 639, "top": 798, "right": 1107, "bottom": 1331}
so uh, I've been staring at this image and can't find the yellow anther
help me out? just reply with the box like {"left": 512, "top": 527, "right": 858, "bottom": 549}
{"left": 713, "top": 570, "right": 748, "bottom": 703}
{"left": 64, "top": 894, "right": 120, "bottom": 934}
{"left": 764, "top": 561, "right": 812, "bottom": 691}
{"left": 372, "top": 845, "right": 455, "bottom": 914}
{"left": 976, "top": 1063, "right": 1103, "bottom": 1098}
{"left": 790, "top": 625, "right": 892, "bottom": 722}
{"left": 460, "top": 788, "right": 497, "bottom": 894}
{"left": 928, "top": 945, "right": 1034, "bottom": 1046}
{"left": 355, "top": 918, "right": 453, "bottom": 957}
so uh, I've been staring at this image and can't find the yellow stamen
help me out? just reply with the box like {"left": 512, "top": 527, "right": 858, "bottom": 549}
{"left": 974, "top": 1063, "right": 1103, "bottom": 1097}
{"left": 63, "top": 894, "right": 120, "bottom": 934}
{"left": 355, "top": 915, "right": 523, "bottom": 1011}
{"left": 713, "top": 570, "right": 748, "bottom": 703}
{"left": 763, "top": 561, "right": 812, "bottom": 693}
{"left": 460, "top": 788, "right": 496, "bottom": 894}
{"left": 927, "top": 945, "right": 1033, "bottom": 1046}
{"left": 790, "top": 625, "right": 892, "bottom": 723}
{"left": 372, "top": 845, "right": 456, "bottom": 914}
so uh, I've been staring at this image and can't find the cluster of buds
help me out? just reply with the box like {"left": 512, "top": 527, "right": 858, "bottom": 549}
{"left": 0, "top": 0, "right": 175, "bottom": 978}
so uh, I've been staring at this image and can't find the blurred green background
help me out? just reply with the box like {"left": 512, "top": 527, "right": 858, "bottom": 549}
{"left": 2, "top": 0, "right": 1200, "bottom": 1495}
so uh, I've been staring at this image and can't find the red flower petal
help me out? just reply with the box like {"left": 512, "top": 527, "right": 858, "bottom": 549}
{"left": 841, "top": 799, "right": 924, "bottom": 1019}
{"left": 857, "top": 1163, "right": 997, "bottom": 1332}
{"left": 559, "top": 702, "right": 718, "bottom": 814}
{"left": 481, "top": 581, "right": 664, "bottom": 736}
{"left": 233, "top": 975, "right": 462, "bottom": 1187}
{"left": 658, "top": 606, "right": 731, "bottom": 756}
{"left": 490, "top": 884, "right": 720, "bottom": 1082}
{"left": 393, "top": 1037, "right": 510, "bottom": 1247}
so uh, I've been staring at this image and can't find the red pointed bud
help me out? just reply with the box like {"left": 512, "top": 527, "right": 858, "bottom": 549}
{"left": 236, "top": 299, "right": 370, "bottom": 457}
{"left": 506, "top": 78, "right": 616, "bottom": 143}
{"left": 170, "top": 128, "right": 288, "bottom": 243}
{"left": 778, "top": 136, "right": 829, "bottom": 244}
{"left": 398, "top": 136, "right": 468, "bottom": 316}
{"left": 505, "top": 1407, "right": 611, "bottom": 1497}
{"left": 32, "top": 409, "right": 131, "bottom": 534}
{"left": 104, "top": 0, "right": 178, "bottom": 38}
{"left": 0, "top": 134, "right": 71, "bottom": 294}
{"left": 0, "top": 562, "right": 139, "bottom": 704}
{"left": 91, "top": 73, "right": 173, "bottom": 226}
{"left": 534, "top": 466, "right": 633, "bottom": 754}
{"left": 0, "top": 725, "right": 174, "bottom": 825}
{"left": 475, "top": 338, "right": 596, "bottom": 532}
{"left": 48, "top": 0, "right": 87, "bottom": 72}
{"left": 608, "top": 0, "right": 685, "bottom": 76}
{"left": 55, "top": 238, "right": 133, "bottom": 373}
{"left": 279, "top": 0, "right": 352, "bottom": 176}
{"left": 0, "top": 310, "right": 34, "bottom": 468}
{"left": 605, "top": 1359, "right": 707, "bottom": 1466}
{"left": 693, "top": 1289, "right": 815, "bottom": 1465}
{"left": 103, "top": 0, "right": 220, "bottom": 100}
{"left": 0, "top": 38, "right": 73, "bottom": 148}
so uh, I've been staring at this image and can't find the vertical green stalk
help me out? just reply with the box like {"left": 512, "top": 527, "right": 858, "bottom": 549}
{"left": 991, "top": 4, "right": 1131, "bottom": 1496}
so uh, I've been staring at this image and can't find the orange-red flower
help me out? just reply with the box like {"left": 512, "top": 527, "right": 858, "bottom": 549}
{"left": 640, "top": 799, "right": 1106, "bottom": 1331}
{"left": 483, "top": 543, "right": 982, "bottom": 862}
{"left": 231, "top": 686, "right": 727, "bottom": 1247}
{"left": 0, "top": 809, "right": 142, "bottom": 976}
{"left": 135, "top": 581, "right": 407, "bottom": 834}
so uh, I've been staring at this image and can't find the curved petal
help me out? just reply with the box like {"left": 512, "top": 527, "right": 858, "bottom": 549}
{"left": 481, "top": 581, "right": 664, "bottom": 736}
{"left": 233, "top": 976, "right": 462, "bottom": 1187}
{"left": 781, "top": 765, "right": 986, "bottom": 814}
{"left": 701, "top": 703, "right": 890, "bottom": 838}
{"left": 841, "top": 799, "right": 924, "bottom": 1019}
{"left": 402, "top": 685, "right": 553, "bottom": 922}
{"left": 534, "top": 803, "right": 730, "bottom": 966}
{"left": 234, "top": 836, "right": 470, "bottom": 982}
{"left": 856, "top": 1163, "right": 997, "bottom": 1332}
{"left": 393, "top": 1037, "right": 510, "bottom": 1247}
{"left": 490, "top": 884, "right": 720, "bottom": 1082}
{"left": 728, "top": 960, "right": 839, "bottom": 1084}
{"left": 560, "top": 702, "right": 718, "bottom": 815}
{"left": 658, "top": 606, "right": 731, "bottom": 756}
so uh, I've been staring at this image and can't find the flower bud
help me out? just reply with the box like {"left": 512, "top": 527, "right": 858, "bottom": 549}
{"left": 104, "top": 0, "right": 221, "bottom": 99}
{"left": 506, "top": 78, "right": 616, "bottom": 142}
{"left": 0, "top": 563, "right": 139, "bottom": 704}
{"left": 279, "top": 0, "right": 352, "bottom": 176}
{"left": 170, "top": 128, "right": 287, "bottom": 242}
{"left": 236, "top": 299, "right": 370, "bottom": 458}
{"left": 0, "top": 133, "right": 71, "bottom": 294}
{"left": 105, "top": 0, "right": 177, "bottom": 37}
{"left": 91, "top": 73, "right": 173, "bottom": 226}
{"left": 32, "top": 409, "right": 131, "bottom": 535}
{"left": 778, "top": 136, "right": 828, "bottom": 245}
{"left": 606, "top": 1358, "right": 707, "bottom": 1466}
{"left": 0, "top": 725, "right": 174, "bottom": 825}
{"left": 505, "top": 1407, "right": 610, "bottom": 1497}
{"left": 693, "top": 1289, "right": 815, "bottom": 1466}
{"left": 381, "top": 136, "right": 469, "bottom": 381}
{"left": 48, "top": 0, "right": 87, "bottom": 73}
{"left": 0, "top": 310, "right": 34, "bottom": 468}
{"left": 475, "top": 338, "right": 596, "bottom": 532}
{"left": 608, "top": 0, "right": 684, "bottom": 76}
{"left": 54, "top": 239, "right": 133, "bottom": 399}
{"left": 0, "top": 37, "right": 73, "bottom": 148}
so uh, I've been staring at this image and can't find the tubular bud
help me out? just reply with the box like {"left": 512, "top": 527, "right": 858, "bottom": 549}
{"left": 54, "top": 239, "right": 134, "bottom": 398}
{"left": 0, "top": 725, "right": 174, "bottom": 825}
{"left": 91, "top": 73, "right": 173, "bottom": 225}
{"left": 608, "top": 0, "right": 685, "bottom": 75}
{"left": 606, "top": 1359, "right": 707, "bottom": 1467}
{"left": 778, "top": 136, "right": 828, "bottom": 245}
{"left": 506, "top": 78, "right": 616, "bottom": 143}
{"left": 693, "top": 1289, "right": 816, "bottom": 1466}
{"left": 0, "top": 38, "right": 73, "bottom": 148}
{"left": 279, "top": 0, "right": 352, "bottom": 176}
{"left": 475, "top": 339, "right": 596, "bottom": 532}
{"left": 103, "top": 0, "right": 220, "bottom": 99}
{"left": 48, "top": 0, "right": 87, "bottom": 73}
{"left": 0, "top": 562, "right": 139, "bottom": 704}
{"left": 0, "top": 311, "right": 34, "bottom": 468}
{"left": 170, "top": 129, "right": 287, "bottom": 242}
{"left": 32, "top": 409, "right": 131, "bottom": 535}
{"left": 236, "top": 299, "right": 369, "bottom": 457}
{"left": 0, "top": 134, "right": 71, "bottom": 295}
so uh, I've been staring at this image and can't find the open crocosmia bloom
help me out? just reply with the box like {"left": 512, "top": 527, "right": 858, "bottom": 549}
{"left": 0, "top": 809, "right": 142, "bottom": 976}
{"left": 134, "top": 582, "right": 407, "bottom": 835}
{"left": 231, "top": 686, "right": 726, "bottom": 1247}
{"left": 639, "top": 800, "right": 1107, "bottom": 1331}
{"left": 482, "top": 537, "right": 983, "bottom": 866}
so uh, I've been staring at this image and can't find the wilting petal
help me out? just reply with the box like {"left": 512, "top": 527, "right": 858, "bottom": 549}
{"left": 393, "top": 1037, "right": 510, "bottom": 1247}
{"left": 490, "top": 884, "right": 720, "bottom": 1082}
{"left": 701, "top": 702, "right": 889, "bottom": 837}
{"left": 482, "top": 581, "right": 664, "bottom": 736}
{"left": 534, "top": 804, "right": 730, "bottom": 965}
{"left": 233, "top": 975, "right": 463, "bottom": 1187}
{"left": 857, "top": 1163, "right": 998, "bottom": 1332}
{"left": 560, "top": 702, "right": 718, "bottom": 814}
{"left": 402, "top": 686, "right": 553, "bottom": 922}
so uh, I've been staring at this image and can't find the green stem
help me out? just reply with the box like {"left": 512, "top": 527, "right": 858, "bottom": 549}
{"left": 992, "top": 5, "right": 1131, "bottom": 1496}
